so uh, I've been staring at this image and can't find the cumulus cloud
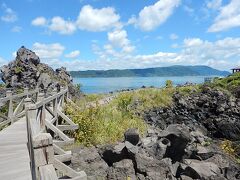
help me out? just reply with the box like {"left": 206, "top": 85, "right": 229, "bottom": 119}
{"left": 32, "top": 17, "right": 47, "bottom": 26}
{"left": 61, "top": 37, "right": 240, "bottom": 71}
{"left": 0, "top": 56, "right": 7, "bottom": 67}
{"left": 84, "top": 28, "right": 135, "bottom": 61}
{"left": 65, "top": 50, "right": 80, "bottom": 58}
{"left": 208, "top": 0, "right": 240, "bottom": 32}
{"left": 1, "top": 3, "right": 17, "bottom": 22}
{"left": 76, "top": 5, "right": 121, "bottom": 31}
{"left": 32, "top": 16, "right": 76, "bottom": 34}
{"left": 108, "top": 29, "right": 130, "bottom": 48}
{"left": 32, "top": 42, "right": 65, "bottom": 59}
{"left": 49, "top": 16, "right": 76, "bottom": 34}
{"left": 32, "top": 5, "right": 121, "bottom": 34}
{"left": 133, "top": 0, "right": 181, "bottom": 31}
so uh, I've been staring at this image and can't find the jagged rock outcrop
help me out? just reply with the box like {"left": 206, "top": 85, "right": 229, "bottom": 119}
{"left": 71, "top": 125, "right": 240, "bottom": 180}
{"left": 0, "top": 46, "right": 80, "bottom": 97}
{"left": 145, "top": 87, "right": 240, "bottom": 141}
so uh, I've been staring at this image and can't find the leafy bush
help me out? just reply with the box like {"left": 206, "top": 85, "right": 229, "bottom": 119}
{"left": 221, "top": 140, "right": 240, "bottom": 164}
{"left": 65, "top": 102, "right": 146, "bottom": 146}
{"left": 75, "top": 84, "right": 82, "bottom": 91}
{"left": 165, "top": 80, "right": 173, "bottom": 88}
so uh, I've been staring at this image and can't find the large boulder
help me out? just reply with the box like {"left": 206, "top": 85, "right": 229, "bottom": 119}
{"left": 107, "top": 159, "right": 136, "bottom": 180}
{"left": 1, "top": 46, "right": 81, "bottom": 97}
{"left": 181, "top": 159, "right": 222, "bottom": 179}
{"left": 124, "top": 128, "right": 140, "bottom": 145}
{"left": 71, "top": 146, "right": 109, "bottom": 179}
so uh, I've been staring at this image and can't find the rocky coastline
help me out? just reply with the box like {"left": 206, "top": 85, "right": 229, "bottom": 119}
{"left": 70, "top": 86, "right": 240, "bottom": 180}
{"left": 0, "top": 47, "right": 239, "bottom": 179}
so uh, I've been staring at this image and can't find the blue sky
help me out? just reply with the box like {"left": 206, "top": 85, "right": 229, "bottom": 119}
{"left": 0, "top": 0, "right": 240, "bottom": 71}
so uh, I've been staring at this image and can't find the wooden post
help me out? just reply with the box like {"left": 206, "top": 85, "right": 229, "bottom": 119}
{"left": 33, "top": 133, "right": 58, "bottom": 180}
{"left": 6, "top": 90, "right": 14, "bottom": 124}
{"left": 52, "top": 89, "right": 58, "bottom": 127}
{"left": 38, "top": 93, "right": 46, "bottom": 133}
{"left": 25, "top": 97, "right": 36, "bottom": 179}
{"left": 60, "top": 87, "right": 65, "bottom": 108}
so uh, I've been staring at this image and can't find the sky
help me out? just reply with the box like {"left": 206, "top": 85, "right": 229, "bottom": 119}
{"left": 0, "top": 0, "right": 240, "bottom": 71}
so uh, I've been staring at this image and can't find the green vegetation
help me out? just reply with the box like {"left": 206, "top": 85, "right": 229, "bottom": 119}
{"left": 221, "top": 140, "right": 240, "bottom": 164}
{"left": 14, "top": 66, "right": 24, "bottom": 74}
{"left": 65, "top": 82, "right": 200, "bottom": 146}
{"left": 165, "top": 80, "right": 173, "bottom": 88}
{"left": 75, "top": 84, "right": 82, "bottom": 91}
{"left": 0, "top": 83, "right": 5, "bottom": 89}
{"left": 211, "top": 72, "right": 240, "bottom": 92}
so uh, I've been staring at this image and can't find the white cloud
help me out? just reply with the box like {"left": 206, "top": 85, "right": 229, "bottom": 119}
{"left": 0, "top": 56, "right": 7, "bottom": 67}
{"left": 24, "top": 37, "right": 240, "bottom": 71}
{"left": 76, "top": 5, "right": 120, "bottom": 31}
{"left": 1, "top": 3, "right": 17, "bottom": 22}
{"left": 32, "top": 16, "right": 76, "bottom": 35}
{"left": 106, "top": 29, "right": 135, "bottom": 55}
{"left": 32, "top": 42, "right": 65, "bottom": 59}
{"left": 108, "top": 29, "right": 129, "bottom": 48}
{"left": 65, "top": 50, "right": 80, "bottom": 58}
{"left": 12, "top": 51, "right": 16, "bottom": 58}
{"left": 134, "top": 0, "right": 181, "bottom": 31}
{"left": 49, "top": 16, "right": 76, "bottom": 35}
{"left": 32, "top": 17, "right": 47, "bottom": 26}
{"left": 11, "top": 26, "right": 22, "bottom": 32}
{"left": 183, "top": 38, "right": 203, "bottom": 46}
{"left": 32, "top": 5, "right": 121, "bottom": 34}
{"left": 208, "top": 0, "right": 240, "bottom": 32}
{"left": 66, "top": 37, "right": 239, "bottom": 71}
{"left": 206, "top": 0, "right": 222, "bottom": 10}
{"left": 169, "top": 33, "right": 179, "bottom": 40}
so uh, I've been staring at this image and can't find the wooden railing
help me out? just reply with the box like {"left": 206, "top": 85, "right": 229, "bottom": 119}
{"left": 25, "top": 87, "right": 87, "bottom": 180}
{"left": 0, "top": 88, "right": 39, "bottom": 129}
{"left": 0, "top": 87, "right": 87, "bottom": 179}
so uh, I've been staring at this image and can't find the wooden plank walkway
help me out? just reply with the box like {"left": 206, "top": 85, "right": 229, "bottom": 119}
{"left": 0, "top": 88, "right": 87, "bottom": 179}
{"left": 0, "top": 117, "right": 32, "bottom": 180}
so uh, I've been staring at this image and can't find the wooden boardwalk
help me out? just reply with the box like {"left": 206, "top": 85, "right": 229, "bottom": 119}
{"left": 0, "top": 87, "right": 87, "bottom": 180}
{"left": 0, "top": 117, "right": 32, "bottom": 180}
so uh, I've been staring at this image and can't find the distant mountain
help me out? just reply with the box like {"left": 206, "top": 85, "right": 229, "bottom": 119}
{"left": 70, "top": 65, "right": 230, "bottom": 78}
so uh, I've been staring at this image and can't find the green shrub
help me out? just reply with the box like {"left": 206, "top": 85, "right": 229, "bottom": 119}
{"left": 75, "top": 84, "right": 82, "bottom": 91}
{"left": 165, "top": 80, "right": 173, "bottom": 88}
{"left": 14, "top": 66, "right": 24, "bottom": 74}
{"left": 65, "top": 102, "right": 146, "bottom": 146}
{"left": 211, "top": 72, "right": 240, "bottom": 93}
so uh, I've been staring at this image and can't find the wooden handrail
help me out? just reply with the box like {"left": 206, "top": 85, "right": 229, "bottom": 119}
{"left": 0, "top": 87, "right": 39, "bottom": 129}
{"left": 0, "top": 88, "right": 39, "bottom": 103}
{"left": 25, "top": 87, "right": 87, "bottom": 180}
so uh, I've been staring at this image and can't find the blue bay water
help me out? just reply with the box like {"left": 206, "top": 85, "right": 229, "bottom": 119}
{"left": 73, "top": 76, "right": 213, "bottom": 94}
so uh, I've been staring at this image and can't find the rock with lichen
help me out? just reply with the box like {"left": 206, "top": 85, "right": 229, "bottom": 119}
{"left": 0, "top": 46, "right": 81, "bottom": 97}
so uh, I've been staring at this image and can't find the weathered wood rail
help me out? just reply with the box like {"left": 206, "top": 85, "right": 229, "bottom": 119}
{"left": 0, "top": 87, "right": 87, "bottom": 180}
